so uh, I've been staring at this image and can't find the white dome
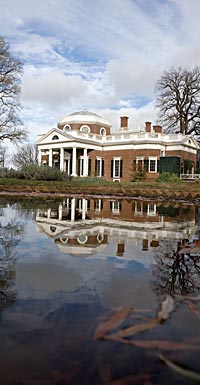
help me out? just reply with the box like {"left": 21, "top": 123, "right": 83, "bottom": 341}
{"left": 59, "top": 110, "right": 111, "bottom": 127}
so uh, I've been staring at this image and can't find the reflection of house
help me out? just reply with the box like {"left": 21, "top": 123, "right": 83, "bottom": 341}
{"left": 35, "top": 198, "right": 196, "bottom": 257}
{"left": 36, "top": 111, "right": 199, "bottom": 181}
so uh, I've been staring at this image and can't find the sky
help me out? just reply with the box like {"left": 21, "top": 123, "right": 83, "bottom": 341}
{"left": 1, "top": 0, "right": 200, "bottom": 149}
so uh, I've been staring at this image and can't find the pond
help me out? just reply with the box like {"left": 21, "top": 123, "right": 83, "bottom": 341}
{"left": 0, "top": 196, "right": 199, "bottom": 385}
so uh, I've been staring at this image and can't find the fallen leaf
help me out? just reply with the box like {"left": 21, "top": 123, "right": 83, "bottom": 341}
{"left": 107, "top": 319, "right": 159, "bottom": 339}
{"left": 186, "top": 301, "right": 200, "bottom": 319}
{"left": 93, "top": 307, "right": 132, "bottom": 340}
{"left": 159, "top": 353, "right": 200, "bottom": 383}
{"left": 158, "top": 295, "right": 174, "bottom": 322}
{"left": 122, "top": 339, "right": 200, "bottom": 351}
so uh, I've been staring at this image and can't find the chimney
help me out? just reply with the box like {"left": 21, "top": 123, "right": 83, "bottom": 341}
{"left": 145, "top": 122, "right": 151, "bottom": 132}
{"left": 153, "top": 125, "right": 162, "bottom": 133}
{"left": 120, "top": 116, "right": 129, "bottom": 131}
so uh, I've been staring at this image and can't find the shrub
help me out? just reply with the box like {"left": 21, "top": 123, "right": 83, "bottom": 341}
{"left": 156, "top": 172, "right": 181, "bottom": 183}
{"left": 17, "top": 165, "right": 65, "bottom": 181}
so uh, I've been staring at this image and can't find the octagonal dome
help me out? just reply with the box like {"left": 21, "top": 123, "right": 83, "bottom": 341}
{"left": 59, "top": 110, "right": 111, "bottom": 127}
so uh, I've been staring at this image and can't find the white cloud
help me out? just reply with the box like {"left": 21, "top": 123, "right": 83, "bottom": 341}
{"left": 0, "top": 0, "right": 199, "bottom": 145}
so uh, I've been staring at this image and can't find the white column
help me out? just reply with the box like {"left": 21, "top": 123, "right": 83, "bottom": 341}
{"left": 58, "top": 204, "right": 63, "bottom": 220}
{"left": 72, "top": 147, "right": 77, "bottom": 176}
{"left": 83, "top": 148, "right": 88, "bottom": 177}
{"left": 60, "top": 148, "right": 64, "bottom": 171}
{"left": 38, "top": 149, "right": 42, "bottom": 165}
{"left": 49, "top": 149, "right": 53, "bottom": 167}
{"left": 71, "top": 198, "right": 75, "bottom": 221}
{"left": 82, "top": 198, "right": 86, "bottom": 220}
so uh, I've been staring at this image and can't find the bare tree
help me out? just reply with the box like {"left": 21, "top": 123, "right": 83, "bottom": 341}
{"left": 156, "top": 66, "right": 200, "bottom": 136}
{"left": 0, "top": 36, "right": 27, "bottom": 143}
{"left": 12, "top": 143, "right": 38, "bottom": 168}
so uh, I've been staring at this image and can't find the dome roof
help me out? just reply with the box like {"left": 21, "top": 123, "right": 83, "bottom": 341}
{"left": 59, "top": 110, "right": 111, "bottom": 127}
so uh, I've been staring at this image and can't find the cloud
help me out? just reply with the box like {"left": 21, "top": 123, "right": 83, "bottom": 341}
{"left": 0, "top": 0, "right": 200, "bottom": 146}
{"left": 21, "top": 68, "right": 87, "bottom": 107}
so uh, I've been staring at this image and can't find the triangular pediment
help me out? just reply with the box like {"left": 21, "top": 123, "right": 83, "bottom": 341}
{"left": 182, "top": 135, "right": 199, "bottom": 149}
{"left": 36, "top": 128, "right": 75, "bottom": 145}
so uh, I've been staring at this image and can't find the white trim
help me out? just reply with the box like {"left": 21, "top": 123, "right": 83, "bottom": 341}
{"left": 148, "top": 157, "right": 157, "bottom": 173}
{"left": 80, "top": 125, "right": 90, "bottom": 134}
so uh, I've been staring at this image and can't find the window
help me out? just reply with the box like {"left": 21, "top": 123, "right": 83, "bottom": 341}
{"left": 94, "top": 199, "right": 102, "bottom": 212}
{"left": 111, "top": 158, "right": 122, "bottom": 178}
{"left": 149, "top": 158, "right": 157, "bottom": 172}
{"left": 52, "top": 135, "right": 59, "bottom": 140}
{"left": 63, "top": 124, "right": 71, "bottom": 130}
{"left": 77, "top": 235, "right": 88, "bottom": 244}
{"left": 147, "top": 204, "right": 157, "bottom": 216}
{"left": 111, "top": 200, "right": 121, "bottom": 214}
{"left": 78, "top": 157, "right": 84, "bottom": 176}
{"left": 80, "top": 125, "right": 90, "bottom": 134}
{"left": 95, "top": 158, "right": 104, "bottom": 177}
{"left": 100, "top": 127, "right": 106, "bottom": 136}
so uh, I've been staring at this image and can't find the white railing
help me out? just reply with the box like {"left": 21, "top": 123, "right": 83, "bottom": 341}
{"left": 180, "top": 174, "right": 200, "bottom": 180}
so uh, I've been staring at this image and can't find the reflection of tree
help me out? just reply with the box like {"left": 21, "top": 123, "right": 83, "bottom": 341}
{"left": 0, "top": 219, "right": 24, "bottom": 308}
{"left": 152, "top": 240, "right": 200, "bottom": 296}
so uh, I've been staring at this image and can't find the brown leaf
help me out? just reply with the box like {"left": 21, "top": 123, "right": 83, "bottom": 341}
{"left": 158, "top": 295, "right": 174, "bottom": 322}
{"left": 123, "top": 339, "right": 200, "bottom": 351}
{"left": 159, "top": 353, "right": 200, "bottom": 383}
{"left": 108, "top": 319, "right": 159, "bottom": 339}
{"left": 93, "top": 307, "right": 132, "bottom": 340}
{"left": 186, "top": 301, "right": 200, "bottom": 319}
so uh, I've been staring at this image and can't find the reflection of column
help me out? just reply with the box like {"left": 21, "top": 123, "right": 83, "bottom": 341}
{"left": 82, "top": 199, "right": 86, "bottom": 220}
{"left": 71, "top": 198, "right": 75, "bottom": 221}
{"left": 49, "top": 149, "right": 53, "bottom": 167}
{"left": 58, "top": 204, "right": 63, "bottom": 220}
{"left": 38, "top": 150, "right": 42, "bottom": 165}
{"left": 60, "top": 148, "right": 64, "bottom": 171}
{"left": 83, "top": 148, "right": 88, "bottom": 177}
{"left": 72, "top": 147, "right": 77, "bottom": 176}
{"left": 47, "top": 208, "right": 51, "bottom": 218}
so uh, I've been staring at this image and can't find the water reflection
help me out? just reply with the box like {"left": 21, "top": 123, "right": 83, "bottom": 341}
{"left": 0, "top": 197, "right": 199, "bottom": 385}
{"left": 35, "top": 197, "right": 196, "bottom": 258}
{"left": 0, "top": 213, "right": 24, "bottom": 308}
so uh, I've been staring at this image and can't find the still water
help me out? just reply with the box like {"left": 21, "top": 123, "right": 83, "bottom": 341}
{"left": 0, "top": 196, "right": 199, "bottom": 385}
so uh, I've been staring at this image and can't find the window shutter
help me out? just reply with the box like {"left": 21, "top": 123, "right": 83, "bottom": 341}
{"left": 120, "top": 160, "right": 123, "bottom": 177}
{"left": 110, "top": 201, "right": 112, "bottom": 210}
{"left": 87, "top": 199, "right": 90, "bottom": 210}
{"left": 111, "top": 160, "right": 113, "bottom": 177}
{"left": 78, "top": 159, "right": 81, "bottom": 176}
{"left": 102, "top": 159, "right": 104, "bottom": 177}
{"left": 101, "top": 200, "right": 104, "bottom": 210}
{"left": 70, "top": 158, "right": 72, "bottom": 175}
{"left": 95, "top": 159, "right": 97, "bottom": 176}
{"left": 88, "top": 158, "right": 91, "bottom": 176}
{"left": 144, "top": 159, "right": 149, "bottom": 172}
{"left": 133, "top": 159, "right": 136, "bottom": 170}
{"left": 157, "top": 159, "right": 160, "bottom": 173}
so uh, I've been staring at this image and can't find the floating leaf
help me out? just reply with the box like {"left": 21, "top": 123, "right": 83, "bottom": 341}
{"left": 122, "top": 339, "right": 200, "bottom": 351}
{"left": 158, "top": 295, "right": 174, "bottom": 322}
{"left": 108, "top": 319, "right": 159, "bottom": 339}
{"left": 93, "top": 307, "right": 131, "bottom": 340}
{"left": 159, "top": 353, "right": 200, "bottom": 383}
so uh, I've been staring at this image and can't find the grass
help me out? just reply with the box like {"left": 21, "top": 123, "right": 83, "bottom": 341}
{"left": 0, "top": 177, "right": 200, "bottom": 202}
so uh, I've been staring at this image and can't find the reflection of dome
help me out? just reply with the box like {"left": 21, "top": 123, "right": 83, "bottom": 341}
{"left": 59, "top": 111, "right": 111, "bottom": 127}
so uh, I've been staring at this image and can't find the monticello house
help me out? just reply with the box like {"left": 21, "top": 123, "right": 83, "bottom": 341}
{"left": 36, "top": 111, "right": 199, "bottom": 181}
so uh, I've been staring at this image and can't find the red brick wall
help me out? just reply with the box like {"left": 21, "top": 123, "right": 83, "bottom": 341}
{"left": 57, "top": 122, "right": 111, "bottom": 135}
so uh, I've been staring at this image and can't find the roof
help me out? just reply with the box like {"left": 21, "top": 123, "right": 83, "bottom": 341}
{"left": 59, "top": 110, "right": 111, "bottom": 127}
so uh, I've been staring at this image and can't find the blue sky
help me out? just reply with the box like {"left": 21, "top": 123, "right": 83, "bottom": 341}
{"left": 1, "top": 0, "right": 200, "bottom": 147}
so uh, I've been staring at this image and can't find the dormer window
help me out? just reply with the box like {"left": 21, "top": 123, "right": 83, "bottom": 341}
{"left": 64, "top": 124, "right": 71, "bottom": 131}
{"left": 52, "top": 135, "right": 59, "bottom": 140}
{"left": 100, "top": 127, "right": 106, "bottom": 136}
{"left": 80, "top": 125, "right": 90, "bottom": 134}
